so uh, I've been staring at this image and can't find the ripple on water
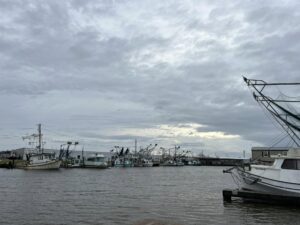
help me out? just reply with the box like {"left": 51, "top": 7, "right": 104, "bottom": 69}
{"left": 1, "top": 167, "right": 300, "bottom": 225}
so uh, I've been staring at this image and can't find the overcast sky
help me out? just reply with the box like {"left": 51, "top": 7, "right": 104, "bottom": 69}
{"left": 1, "top": 0, "right": 300, "bottom": 156}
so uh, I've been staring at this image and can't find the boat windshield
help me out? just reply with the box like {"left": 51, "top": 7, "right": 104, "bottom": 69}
{"left": 87, "top": 157, "right": 105, "bottom": 162}
{"left": 281, "top": 159, "right": 300, "bottom": 170}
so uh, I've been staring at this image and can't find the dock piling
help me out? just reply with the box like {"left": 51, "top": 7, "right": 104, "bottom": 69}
{"left": 223, "top": 189, "right": 232, "bottom": 202}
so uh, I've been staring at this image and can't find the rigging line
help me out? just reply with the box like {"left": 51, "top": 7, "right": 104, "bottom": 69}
{"left": 286, "top": 105, "right": 300, "bottom": 121}
{"left": 258, "top": 104, "right": 285, "bottom": 141}
{"left": 255, "top": 91, "right": 300, "bottom": 136}
{"left": 266, "top": 131, "right": 288, "bottom": 148}
{"left": 270, "top": 133, "right": 290, "bottom": 148}
{"left": 286, "top": 129, "right": 300, "bottom": 147}
{"left": 292, "top": 134, "right": 299, "bottom": 148}
{"left": 258, "top": 94, "right": 289, "bottom": 128}
{"left": 273, "top": 111, "right": 300, "bottom": 133}
{"left": 265, "top": 95, "right": 300, "bottom": 121}
{"left": 249, "top": 85, "right": 298, "bottom": 145}
{"left": 264, "top": 109, "right": 300, "bottom": 139}
{"left": 287, "top": 136, "right": 295, "bottom": 147}
{"left": 286, "top": 101, "right": 300, "bottom": 113}
{"left": 269, "top": 105, "right": 300, "bottom": 142}
{"left": 259, "top": 98, "right": 300, "bottom": 146}
{"left": 277, "top": 88, "right": 300, "bottom": 99}
{"left": 254, "top": 97, "right": 291, "bottom": 147}
{"left": 280, "top": 95, "right": 300, "bottom": 100}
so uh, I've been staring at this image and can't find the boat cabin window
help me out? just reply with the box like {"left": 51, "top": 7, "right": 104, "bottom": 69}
{"left": 281, "top": 159, "right": 300, "bottom": 170}
{"left": 87, "top": 158, "right": 95, "bottom": 162}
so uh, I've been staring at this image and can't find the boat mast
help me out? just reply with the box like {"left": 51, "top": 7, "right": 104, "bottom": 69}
{"left": 81, "top": 146, "right": 84, "bottom": 167}
{"left": 37, "top": 123, "right": 43, "bottom": 153}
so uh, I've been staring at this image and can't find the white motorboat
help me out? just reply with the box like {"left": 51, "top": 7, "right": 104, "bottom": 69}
{"left": 230, "top": 148, "right": 300, "bottom": 196}
{"left": 83, "top": 153, "right": 108, "bottom": 169}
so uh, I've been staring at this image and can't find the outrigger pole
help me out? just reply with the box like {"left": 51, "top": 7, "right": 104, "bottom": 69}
{"left": 243, "top": 77, "right": 300, "bottom": 102}
{"left": 243, "top": 77, "right": 300, "bottom": 86}
{"left": 244, "top": 77, "right": 300, "bottom": 147}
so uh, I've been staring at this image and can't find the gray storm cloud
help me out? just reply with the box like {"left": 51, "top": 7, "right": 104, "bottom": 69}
{"left": 0, "top": 0, "right": 299, "bottom": 156}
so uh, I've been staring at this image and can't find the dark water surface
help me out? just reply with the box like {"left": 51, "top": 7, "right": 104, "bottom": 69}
{"left": 1, "top": 166, "right": 300, "bottom": 225}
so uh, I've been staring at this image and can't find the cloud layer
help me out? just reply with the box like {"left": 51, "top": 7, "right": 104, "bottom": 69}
{"left": 1, "top": 0, "right": 300, "bottom": 156}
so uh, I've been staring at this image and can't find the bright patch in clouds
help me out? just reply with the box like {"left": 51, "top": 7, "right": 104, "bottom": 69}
{"left": 115, "top": 123, "right": 240, "bottom": 140}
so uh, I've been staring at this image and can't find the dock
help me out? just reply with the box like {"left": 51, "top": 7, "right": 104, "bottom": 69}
{"left": 223, "top": 189, "right": 300, "bottom": 205}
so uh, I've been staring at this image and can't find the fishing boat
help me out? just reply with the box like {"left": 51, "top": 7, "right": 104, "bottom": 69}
{"left": 226, "top": 77, "right": 300, "bottom": 196}
{"left": 23, "top": 124, "right": 61, "bottom": 170}
{"left": 111, "top": 147, "right": 134, "bottom": 167}
{"left": 230, "top": 148, "right": 300, "bottom": 196}
{"left": 24, "top": 152, "right": 61, "bottom": 170}
{"left": 141, "top": 159, "right": 153, "bottom": 167}
{"left": 161, "top": 159, "right": 184, "bottom": 166}
{"left": 83, "top": 153, "right": 108, "bottom": 169}
{"left": 114, "top": 158, "right": 133, "bottom": 167}
{"left": 132, "top": 143, "right": 157, "bottom": 167}
{"left": 160, "top": 145, "right": 186, "bottom": 166}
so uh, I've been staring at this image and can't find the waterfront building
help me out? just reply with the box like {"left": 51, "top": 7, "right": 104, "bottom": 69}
{"left": 251, "top": 147, "right": 289, "bottom": 163}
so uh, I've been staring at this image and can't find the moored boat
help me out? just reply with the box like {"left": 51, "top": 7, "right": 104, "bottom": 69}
{"left": 230, "top": 148, "right": 300, "bottom": 196}
{"left": 226, "top": 77, "right": 300, "bottom": 196}
{"left": 161, "top": 159, "right": 184, "bottom": 166}
{"left": 114, "top": 158, "right": 133, "bottom": 167}
{"left": 141, "top": 159, "right": 153, "bottom": 167}
{"left": 23, "top": 124, "right": 61, "bottom": 170}
{"left": 24, "top": 153, "right": 61, "bottom": 170}
{"left": 83, "top": 153, "right": 108, "bottom": 169}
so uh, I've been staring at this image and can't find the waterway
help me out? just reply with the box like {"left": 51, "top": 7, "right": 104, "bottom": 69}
{"left": 1, "top": 166, "right": 300, "bottom": 225}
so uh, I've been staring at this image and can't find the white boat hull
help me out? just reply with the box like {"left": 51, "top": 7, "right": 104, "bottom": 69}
{"left": 233, "top": 167, "right": 300, "bottom": 196}
{"left": 161, "top": 161, "right": 184, "bottom": 167}
{"left": 83, "top": 164, "right": 107, "bottom": 169}
{"left": 142, "top": 163, "right": 153, "bottom": 167}
{"left": 24, "top": 160, "right": 61, "bottom": 170}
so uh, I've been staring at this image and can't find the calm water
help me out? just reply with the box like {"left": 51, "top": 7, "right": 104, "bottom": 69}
{"left": 1, "top": 166, "right": 300, "bottom": 225}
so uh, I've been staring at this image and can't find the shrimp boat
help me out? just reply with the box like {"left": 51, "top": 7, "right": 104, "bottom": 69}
{"left": 24, "top": 152, "right": 61, "bottom": 170}
{"left": 114, "top": 158, "right": 133, "bottom": 167}
{"left": 141, "top": 159, "right": 153, "bottom": 167}
{"left": 226, "top": 77, "right": 300, "bottom": 196}
{"left": 161, "top": 159, "right": 184, "bottom": 166}
{"left": 23, "top": 124, "right": 61, "bottom": 170}
{"left": 111, "top": 147, "right": 134, "bottom": 167}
